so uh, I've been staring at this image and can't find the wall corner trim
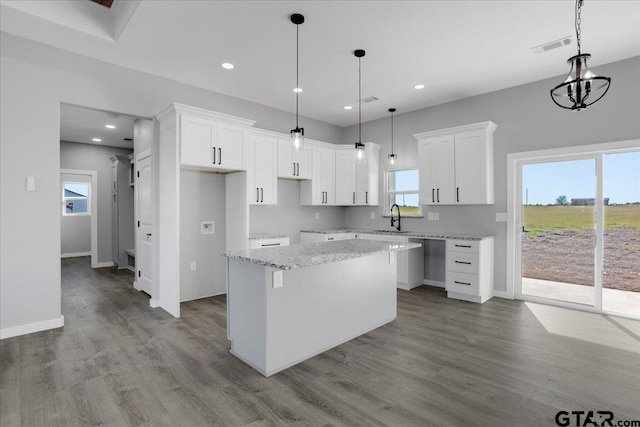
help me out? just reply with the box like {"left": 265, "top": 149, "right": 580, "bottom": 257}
{"left": 492, "top": 290, "right": 513, "bottom": 300}
{"left": 0, "top": 315, "right": 64, "bottom": 340}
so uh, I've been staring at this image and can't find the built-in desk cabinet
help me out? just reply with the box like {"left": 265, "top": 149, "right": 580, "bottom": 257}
{"left": 416, "top": 121, "right": 497, "bottom": 205}
{"left": 445, "top": 238, "right": 494, "bottom": 303}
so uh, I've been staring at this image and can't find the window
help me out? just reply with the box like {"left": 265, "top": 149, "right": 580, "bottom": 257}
{"left": 385, "top": 169, "right": 421, "bottom": 216}
{"left": 62, "top": 182, "right": 90, "bottom": 215}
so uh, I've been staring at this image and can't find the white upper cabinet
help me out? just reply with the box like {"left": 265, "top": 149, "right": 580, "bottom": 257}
{"left": 335, "top": 147, "right": 357, "bottom": 205}
{"left": 277, "top": 138, "right": 311, "bottom": 180}
{"left": 415, "top": 121, "right": 496, "bottom": 205}
{"left": 300, "top": 143, "right": 335, "bottom": 205}
{"left": 248, "top": 132, "right": 278, "bottom": 205}
{"left": 356, "top": 143, "right": 380, "bottom": 206}
{"left": 176, "top": 104, "right": 254, "bottom": 172}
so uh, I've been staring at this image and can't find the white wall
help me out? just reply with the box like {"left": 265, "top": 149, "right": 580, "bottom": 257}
{"left": 60, "top": 141, "right": 133, "bottom": 264}
{"left": 250, "top": 180, "right": 346, "bottom": 244}
{"left": 342, "top": 56, "right": 640, "bottom": 294}
{"left": 0, "top": 34, "right": 343, "bottom": 336}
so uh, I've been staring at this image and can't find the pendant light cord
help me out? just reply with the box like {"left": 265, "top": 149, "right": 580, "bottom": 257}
{"left": 358, "top": 56, "right": 362, "bottom": 143}
{"left": 575, "top": 0, "right": 583, "bottom": 54}
{"left": 391, "top": 110, "right": 394, "bottom": 153}
{"left": 295, "top": 23, "right": 299, "bottom": 128}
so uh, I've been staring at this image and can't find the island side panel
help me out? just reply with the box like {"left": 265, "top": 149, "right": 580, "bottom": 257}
{"left": 264, "top": 251, "right": 397, "bottom": 376}
{"left": 227, "top": 258, "right": 267, "bottom": 373}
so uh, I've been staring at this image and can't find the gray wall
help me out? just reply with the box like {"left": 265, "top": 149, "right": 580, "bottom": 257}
{"left": 0, "top": 33, "right": 343, "bottom": 332}
{"left": 250, "top": 179, "right": 346, "bottom": 244}
{"left": 180, "top": 170, "right": 227, "bottom": 301}
{"left": 60, "top": 173, "right": 91, "bottom": 255}
{"left": 60, "top": 141, "right": 133, "bottom": 264}
{"left": 342, "top": 56, "right": 640, "bottom": 293}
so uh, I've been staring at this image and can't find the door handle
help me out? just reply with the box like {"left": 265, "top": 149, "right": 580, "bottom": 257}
{"left": 365, "top": 191, "right": 368, "bottom": 204}
{"left": 213, "top": 146, "right": 216, "bottom": 164}
{"left": 437, "top": 188, "right": 440, "bottom": 203}
{"left": 257, "top": 188, "right": 259, "bottom": 203}
{"left": 456, "top": 187, "right": 460, "bottom": 203}
{"left": 353, "top": 192, "right": 355, "bottom": 204}
{"left": 432, "top": 188, "right": 435, "bottom": 203}
{"left": 296, "top": 163, "right": 299, "bottom": 176}
{"left": 218, "top": 148, "right": 222, "bottom": 165}
{"left": 260, "top": 188, "right": 264, "bottom": 203}
{"left": 293, "top": 163, "right": 296, "bottom": 176}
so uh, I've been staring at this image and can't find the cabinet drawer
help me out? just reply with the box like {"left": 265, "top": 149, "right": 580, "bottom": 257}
{"left": 446, "top": 251, "right": 479, "bottom": 274}
{"left": 249, "top": 237, "right": 290, "bottom": 249}
{"left": 446, "top": 272, "right": 479, "bottom": 295}
{"left": 446, "top": 239, "right": 479, "bottom": 253}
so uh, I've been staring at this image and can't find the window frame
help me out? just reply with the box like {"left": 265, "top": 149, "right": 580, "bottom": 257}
{"left": 62, "top": 181, "right": 91, "bottom": 216}
{"left": 384, "top": 168, "right": 422, "bottom": 217}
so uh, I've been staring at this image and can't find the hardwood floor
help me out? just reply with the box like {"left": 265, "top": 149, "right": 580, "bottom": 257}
{"left": 1, "top": 257, "right": 639, "bottom": 426}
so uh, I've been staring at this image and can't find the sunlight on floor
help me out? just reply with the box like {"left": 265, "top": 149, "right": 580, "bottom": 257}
{"left": 525, "top": 302, "right": 640, "bottom": 354}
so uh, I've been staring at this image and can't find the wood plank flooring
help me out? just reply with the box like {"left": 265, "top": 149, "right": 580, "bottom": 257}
{"left": 1, "top": 256, "right": 639, "bottom": 426}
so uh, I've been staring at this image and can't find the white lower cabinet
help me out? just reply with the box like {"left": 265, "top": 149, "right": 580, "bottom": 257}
{"left": 249, "top": 237, "right": 290, "bottom": 249}
{"left": 300, "top": 232, "right": 355, "bottom": 244}
{"left": 445, "top": 238, "right": 494, "bottom": 303}
{"left": 354, "top": 233, "right": 423, "bottom": 290}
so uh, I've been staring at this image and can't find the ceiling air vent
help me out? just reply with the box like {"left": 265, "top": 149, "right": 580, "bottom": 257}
{"left": 362, "top": 96, "right": 379, "bottom": 104}
{"left": 532, "top": 36, "right": 571, "bottom": 54}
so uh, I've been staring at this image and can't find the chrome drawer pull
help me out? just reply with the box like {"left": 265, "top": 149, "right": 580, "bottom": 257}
{"left": 261, "top": 243, "right": 280, "bottom": 247}
{"left": 454, "top": 280, "right": 471, "bottom": 286}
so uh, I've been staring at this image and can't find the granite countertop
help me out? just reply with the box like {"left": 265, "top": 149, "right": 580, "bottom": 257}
{"left": 223, "top": 239, "right": 422, "bottom": 270}
{"left": 300, "top": 228, "right": 493, "bottom": 241}
{"left": 249, "top": 233, "right": 289, "bottom": 240}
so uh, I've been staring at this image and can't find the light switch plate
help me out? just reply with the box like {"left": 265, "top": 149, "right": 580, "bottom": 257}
{"left": 495, "top": 213, "right": 507, "bottom": 222}
{"left": 190, "top": 261, "right": 197, "bottom": 271}
{"left": 428, "top": 212, "right": 440, "bottom": 221}
{"left": 273, "top": 270, "right": 283, "bottom": 288}
{"left": 26, "top": 176, "right": 35, "bottom": 192}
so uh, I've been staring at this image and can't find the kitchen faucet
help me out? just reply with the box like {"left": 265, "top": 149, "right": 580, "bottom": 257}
{"left": 390, "top": 203, "right": 401, "bottom": 231}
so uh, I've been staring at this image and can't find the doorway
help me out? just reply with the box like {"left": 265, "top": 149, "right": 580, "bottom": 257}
{"left": 508, "top": 140, "right": 640, "bottom": 319}
{"left": 60, "top": 170, "right": 98, "bottom": 266}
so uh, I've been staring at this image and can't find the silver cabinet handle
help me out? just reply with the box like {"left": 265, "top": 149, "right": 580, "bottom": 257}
{"left": 213, "top": 146, "right": 216, "bottom": 164}
{"left": 256, "top": 188, "right": 259, "bottom": 203}
{"left": 293, "top": 163, "right": 296, "bottom": 176}
{"left": 260, "top": 188, "right": 264, "bottom": 203}
{"left": 353, "top": 192, "right": 355, "bottom": 204}
{"left": 218, "top": 148, "right": 221, "bottom": 165}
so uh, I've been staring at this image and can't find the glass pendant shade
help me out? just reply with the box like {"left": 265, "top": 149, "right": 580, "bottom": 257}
{"left": 355, "top": 142, "right": 365, "bottom": 163}
{"left": 551, "top": 53, "right": 611, "bottom": 111}
{"left": 291, "top": 128, "right": 304, "bottom": 152}
{"left": 388, "top": 153, "right": 397, "bottom": 167}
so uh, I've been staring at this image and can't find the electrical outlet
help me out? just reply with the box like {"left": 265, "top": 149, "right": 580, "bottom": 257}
{"left": 273, "top": 270, "right": 283, "bottom": 288}
{"left": 200, "top": 221, "right": 214, "bottom": 235}
{"left": 370, "top": 212, "right": 375, "bottom": 219}
{"left": 190, "top": 261, "right": 197, "bottom": 271}
{"left": 315, "top": 212, "right": 320, "bottom": 220}
{"left": 434, "top": 212, "right": 439, "bottom": 220}
{"left": 496, "top": 212, "right": 507, "bottom": 222}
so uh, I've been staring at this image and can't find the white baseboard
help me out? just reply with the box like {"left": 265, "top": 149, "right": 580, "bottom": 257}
{"left": 61, "top": 252, "right": 91, "bottom": 258}
{"left": 423, "top": 279, "right": 445, "bottom": 288}
{"left": 92, "top": 261, "right": 115, "bottom": 268}
{"left": 149, "top": 299, "right": 160, "bottom": 308}
{"left": 180, "top": 290, "right": 226, "bottom": 303}
{"left": 492, "top": 290, "right": 513, "bottom": 300}
{"left": 1, "top": 315, "right": 64, "bottom": 340}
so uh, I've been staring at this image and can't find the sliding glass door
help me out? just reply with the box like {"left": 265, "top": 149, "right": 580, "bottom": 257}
{"left": 516, "top": 148, "right": 640, "bottom": 318}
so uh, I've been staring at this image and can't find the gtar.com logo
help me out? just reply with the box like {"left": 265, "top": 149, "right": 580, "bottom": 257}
{"left": 555, "top": 410, "right": 640, "bottom": 427}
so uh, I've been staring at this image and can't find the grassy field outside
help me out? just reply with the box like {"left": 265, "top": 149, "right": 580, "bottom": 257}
{"left": 523, "top": 205, "right": 640, "bottom": 233}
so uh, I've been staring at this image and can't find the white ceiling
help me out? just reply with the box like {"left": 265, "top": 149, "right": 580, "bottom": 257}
{"left": 60, "top": 103, "right": 135, "bottom": 149}
{"left": 2, "top": 1, "right": 640, "bottom": 127}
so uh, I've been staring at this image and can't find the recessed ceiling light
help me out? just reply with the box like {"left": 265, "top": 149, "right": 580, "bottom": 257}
{"left": 92, "top": 138, "right": 102, "bottom": 142}
{"left": 105, "top": 124, "right": 116, "bottom": 129}
{"left": 343, "top": 106, "right": 353, "bottom": 110}
{"left": 293, "top": 87, "right": 303, "bottom": 93}
{"left": 221, "top": 63, "right": 234, "bottom": 70}
{"left": 414, "top": 84, "right": 425, "bottom": 90}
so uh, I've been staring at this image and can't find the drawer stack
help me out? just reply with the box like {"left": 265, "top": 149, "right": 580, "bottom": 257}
{"left": 445, "top": 238, "right": 494, "bottom": 303}
{"left": 249, "top": 237, "right": 290, "bottom": 249}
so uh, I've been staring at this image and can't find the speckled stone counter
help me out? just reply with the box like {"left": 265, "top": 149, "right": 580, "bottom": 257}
{"left": 300, "top": 228, "right": 492, "bottom": 241}
{"left": 248, "top": 233, "right": 289, "bottom": 240}
{"left": 223, "top": 239, "right": 421, "bottom": 270}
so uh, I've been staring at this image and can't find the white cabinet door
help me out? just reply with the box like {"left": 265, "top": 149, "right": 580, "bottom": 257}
{"left": 356, "top": 143, "right": 380, "bottom": 205}
{"left": 417, "top": 136, "right": 454, "bottom": 205}
{"left": 277, "top": 138, "right": 312, "bottom": 180}
{"left": 250, "top": 135, "right": 278, "bottom": 205}
{"left": 301, "top": 145, "right": 335, "bottom": 205}
{"left": 322, "top": 148, "right": 335, "bottom": 205}
{"left": 454, "top": 131, "right": 492, "bottom": 204}
{"left": 335, "top": 148, "right": 356, "bottom": 205}
{"left": 180, "top": 114, "right": 216, "bottom": 167}
{"left": 217, "top": 123, "right": 247, "bottom": 170}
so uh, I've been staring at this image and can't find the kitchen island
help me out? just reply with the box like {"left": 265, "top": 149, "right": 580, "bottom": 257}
{"left": 223, "top": 239, "right": 421, "bottom": 377}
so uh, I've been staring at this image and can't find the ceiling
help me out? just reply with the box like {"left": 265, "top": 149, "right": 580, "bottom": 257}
{"left": 60, "top": 104, "right": 135, "bottom": 149}
{"left": 2, "top": 1, "right": 640, "bottom": 127}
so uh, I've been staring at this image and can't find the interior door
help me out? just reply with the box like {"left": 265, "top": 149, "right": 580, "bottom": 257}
{"left": 136, "top": 153, "right": 153, "bottom": 295}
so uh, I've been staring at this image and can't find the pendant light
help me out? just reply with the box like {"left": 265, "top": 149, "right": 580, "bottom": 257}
{"left": 354, "top": 49, "right": 366, "bottom": 163}
{"left": 550, "top": 0, "right": 611, "bottom": 111}
{"left": 290, "top": 13, "right": 305, "bottom": 152}
{"left": 387, "top": 108, "right": 397, "bottom": 167}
